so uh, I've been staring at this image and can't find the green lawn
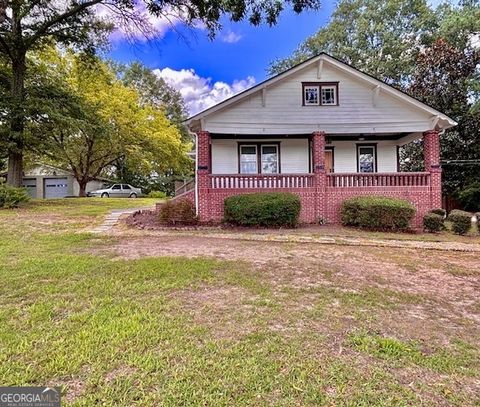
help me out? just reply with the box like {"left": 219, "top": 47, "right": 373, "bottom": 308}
{"left": 0, "top": 199, "right": 479, "bottom": 406}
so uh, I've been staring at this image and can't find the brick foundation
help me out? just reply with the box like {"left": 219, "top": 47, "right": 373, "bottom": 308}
{"left": 197, "top": 185, "right": 434, "bottom": 228}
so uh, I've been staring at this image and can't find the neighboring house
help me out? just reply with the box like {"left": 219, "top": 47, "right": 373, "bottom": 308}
{"left": 185, "top": 53, "right": 456, "bottom": 227}
{"left": 1, "top": 164, "right": 108, "bottom": 199}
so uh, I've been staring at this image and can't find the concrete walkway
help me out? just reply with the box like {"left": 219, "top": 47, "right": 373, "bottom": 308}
{"left": 90, "top": 207, "right": 150, "bottom": 234}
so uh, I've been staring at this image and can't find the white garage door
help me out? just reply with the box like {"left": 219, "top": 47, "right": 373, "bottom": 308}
{"left": 44, "top": 178, "right": 69, "bottom": 199}
{"left": 22, "top": 178, "right": 37, "bottom": 198}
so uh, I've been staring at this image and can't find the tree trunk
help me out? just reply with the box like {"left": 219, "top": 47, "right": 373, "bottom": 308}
{"left": 7, "top": 151, "right": 23, "bottom": 186}
{"left": 7, "top": 51, "right": 26, "bottom": 187}
{"left": 78, "top": 179, "right": 88, "bottom": 197}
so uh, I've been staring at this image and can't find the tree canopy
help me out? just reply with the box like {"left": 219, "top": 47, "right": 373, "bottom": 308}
{"left": 118, "top": 62, "right": 190, "bottom": 142}
{"left": 0, "top": 0, "right": 321, "bottom": 186}
{"left": 269, "top": 0, "right": 436, "bottom": 84}
{"left": 27, "top": 49, "right": 190, "bottom": 196}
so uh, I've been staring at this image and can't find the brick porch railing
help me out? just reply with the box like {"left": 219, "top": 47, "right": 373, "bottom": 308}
{"left": 326, "top": 172, "right": 430, "bottom": 188}
{"left": 209, "top": 174, "right": 315, "bottom": 189}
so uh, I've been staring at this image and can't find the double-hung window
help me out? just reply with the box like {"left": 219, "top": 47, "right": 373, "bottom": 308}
{"left": 239, "top": 144, "right": 279, "bottom": 174}
{"left": 357, "top": 145, "right": 377, "bottom": 173}
{"left": 239, "top": 145, "right": 258, "bottom": 174}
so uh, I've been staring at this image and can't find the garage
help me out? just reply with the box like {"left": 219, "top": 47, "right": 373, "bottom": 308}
{"left": 44, "top": 178, "right": 69, "bottom": 199}
{"left": 22, "top": 178, "right": 37, "bottom": 198}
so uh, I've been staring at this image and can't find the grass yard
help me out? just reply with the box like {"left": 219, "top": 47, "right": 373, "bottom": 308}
{"left": 0, "top": 199, "right": 479, "bottom": 406}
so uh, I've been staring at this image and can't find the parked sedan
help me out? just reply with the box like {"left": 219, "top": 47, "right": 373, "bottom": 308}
{"left": 87, "top": 184, "right": 142, "bottom": 198}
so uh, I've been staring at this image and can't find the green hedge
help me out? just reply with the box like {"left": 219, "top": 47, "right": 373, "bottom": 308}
{"left": 224, "top": 192, "right": 301, "bottom": 227}
{"left": 429, "top": 208, "right": 446, "bottom": 218}
{"left": 423, "top": 212, "right": 444, "bottom": 233}
{"left": 147, "top": 190, "right": 168, "bottom": 199}
{"left": 341, "top": 196, "right": 415, "bottom": 231}
{"left": 447, "top": 209, "right": 472, "bottom": 235}
{"left": 0, "top": 183, "right": 30, "bottom": 208}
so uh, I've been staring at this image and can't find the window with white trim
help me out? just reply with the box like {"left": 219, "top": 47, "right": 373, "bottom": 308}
{"left": 302, "top": 82, "right": 339, "bottom": 106}
{"left": 321, "top": 86, "right": 337, "bottom": 105}
{"left": 357, "top": 145, "right": 377, "bottom": 173}
{"left": 239, "top": 145, "right": 258, "bottom": 174}
{"left": 261, "top": 145, "right": 279, "bottom": 174}
{"left": 304, "top": 86, "right": 319, "bottom": 105}
{"left": 239, "top": 144, "right": 280, "bottom": 174}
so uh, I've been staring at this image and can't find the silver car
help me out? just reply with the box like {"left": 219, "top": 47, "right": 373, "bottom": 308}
{"left": 88, "top": 184, "right": 142, "bottom": 198}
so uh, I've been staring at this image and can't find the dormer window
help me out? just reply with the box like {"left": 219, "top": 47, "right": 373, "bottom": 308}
{"left": 302, "top": 82, "right": 339, "bottom": 106}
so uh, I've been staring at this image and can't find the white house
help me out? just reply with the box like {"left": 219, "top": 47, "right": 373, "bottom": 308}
{"left": 185, "top": 53, "right": 456, "bottom": 226}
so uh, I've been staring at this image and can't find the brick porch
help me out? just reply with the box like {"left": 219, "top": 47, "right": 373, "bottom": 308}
{"left": 194, "top": 130, "right": 442, "bottom": 228}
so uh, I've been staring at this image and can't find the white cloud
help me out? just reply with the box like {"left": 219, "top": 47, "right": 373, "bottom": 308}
{"left": 155, "top": 68, "right": 256, "bottom": 115}
{"left": 220, "top": 30, "right": 243, "bottom": 44}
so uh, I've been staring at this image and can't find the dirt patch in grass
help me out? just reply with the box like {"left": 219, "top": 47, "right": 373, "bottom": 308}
{"left": 103, "top": 234, "right": 480, "bottom": 345}
{"left": 104, "top": 365, "right": 139, "bottom": 384}
{"left": 174, "top": 285, "right": 264, "bottom": 340}
{"left": 56, "top": 374, "right": 87, "bottom": 404}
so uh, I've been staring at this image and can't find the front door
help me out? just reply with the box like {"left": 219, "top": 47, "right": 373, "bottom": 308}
{"left": 325, "top": 150, "right": 334, "bottom": 173}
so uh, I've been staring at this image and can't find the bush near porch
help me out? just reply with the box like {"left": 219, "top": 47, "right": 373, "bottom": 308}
{"left": 341, "top": 196, "right": 416, "bottom": 231}
{"left": 224, "top": 192, "right": 301, "bottom": 227}
{"left": 158, "top": 198, "right": 197, "bottom": 225}
{"left": 447, "top": 209, "right": 473, "bottom": 235}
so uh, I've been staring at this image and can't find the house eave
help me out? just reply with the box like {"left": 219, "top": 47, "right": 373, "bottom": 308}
{"left": 185, "top": 53, "right": 457, "bottom": 131}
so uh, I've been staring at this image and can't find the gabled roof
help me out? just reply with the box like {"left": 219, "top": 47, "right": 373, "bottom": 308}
{"left": 186, "top": 53, "right": 457, "bottom": 130}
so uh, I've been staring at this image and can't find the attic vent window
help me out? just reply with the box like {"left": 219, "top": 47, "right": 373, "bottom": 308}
{"left": 302, "top": 82, "right": 339, "bottom": 106}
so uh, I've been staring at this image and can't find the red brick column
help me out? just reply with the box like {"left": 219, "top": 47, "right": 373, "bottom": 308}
{"left": 312, "top": 131, "right": 326, "bottom": 221}
{"left": 197, "top": 131, "right": 211, "bottom": 221}
{"left": 423, "top": 130, "right": 442, "bottom": 209}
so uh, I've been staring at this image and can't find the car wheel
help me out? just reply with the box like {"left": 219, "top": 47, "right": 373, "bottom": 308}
{"left": 101, "top": 192, "right": 109, "bottom": 198}
{"left": 129, "top": 193, "right": 137, "bottom": 198}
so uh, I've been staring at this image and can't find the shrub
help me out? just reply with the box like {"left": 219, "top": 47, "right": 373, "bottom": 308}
{"left": 341, "top": 196, "right": 415, "bottom": 231}
{"left": 157, "top": 198, "right": 197, "bottom": 225}
{"left": 224, "top": 192, "right": 301, "bottom": 227}
{"left": 0, "top": 183, "right": 30, "bottom": 208}
{"left": 447, "top": 209, "right": 472, "bottom": 235}
{"left": 458, "top": 183, "right": 480, "bottom": 212}
{"left": 429, "top": 208, "right": 446, "bottom": 218}
{"left": 423, "top": 213, "right": 444, "bottom": 233}
{"left": 147, "top": 190, "right": 168, "bottom": 199}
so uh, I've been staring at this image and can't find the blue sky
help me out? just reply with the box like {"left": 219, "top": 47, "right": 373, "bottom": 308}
{"left": 106, "top": 0, "right": 444, "bottom": 114}
{"left": 107, "top": 1, "right": 335, "bottom": 114}
{"left": 109, "top": 1, "right": 335, "bottom": 83}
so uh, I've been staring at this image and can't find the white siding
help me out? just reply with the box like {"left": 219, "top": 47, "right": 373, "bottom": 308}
{"left": 211, "top": 138, "right": 309, "bottom": 174}
{"left": 212, "top": 138, "right": 398, "bottom": 174}
{"left": 204, "top": 61, "right": 435, "bottom": 135}
{"left": 329, "top": 140, "right": 397, "bottom": 173}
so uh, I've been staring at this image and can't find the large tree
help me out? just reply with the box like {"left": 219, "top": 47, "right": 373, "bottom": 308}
{"left": 118, "top": 61, "right": 190, "bottom": 142}
{"left": 0, "top": 0, "right": 321, "bottom": 186}
{"left": 33, "top": 51, "right": 189, "bottom": 196}
{"left": 402, "top": 39, "right": 480, "bottom": 195}
{"left": 268, "top": 0, "right": 436, "bottom": 85}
